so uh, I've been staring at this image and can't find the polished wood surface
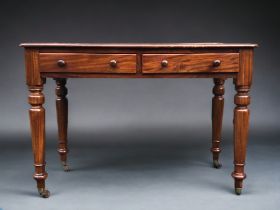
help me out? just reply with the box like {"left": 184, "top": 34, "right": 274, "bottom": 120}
{"left": 28, "top": 85, "right": 49, "bottom": 198}
{"left": 55, "top": 78, "right": 69, "bottom": 172}
{"left": 40, "top": 53, "right": 137, "bottom": 73}
{"left": 231, "top": 49, "right": 253, "bottom": 195}
{"left": 142, "top": 53, "right": 239, "bottom": 73}
{"left": 20, "top": 43, "right": 258, "bottom": 48}
{"left": 211, "top": 78, "right": 225, "bottom": 169}
{"left": 21, "top": 43, "right": 256, "bottom": 198}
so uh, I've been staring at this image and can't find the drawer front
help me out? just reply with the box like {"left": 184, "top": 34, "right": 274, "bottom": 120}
{"left": 142, "top": 53, "right": 239, "bottom": 73}
{"left": 39, "top": 53, "right": 137, "bottom": 73}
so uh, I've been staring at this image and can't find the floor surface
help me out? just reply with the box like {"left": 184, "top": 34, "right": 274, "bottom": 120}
{"left": 0, "top": 126, "right": 279, "bottom": 210}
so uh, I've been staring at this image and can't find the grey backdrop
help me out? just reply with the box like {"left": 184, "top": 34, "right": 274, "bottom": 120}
{"left": 0, "top": 0, "right": 279, "bottom": 210}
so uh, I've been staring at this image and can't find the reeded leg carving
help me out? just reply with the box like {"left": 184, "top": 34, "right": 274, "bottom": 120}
{"left": 55, "top": 78, "right": 69, "bottom": 171}
{"left": 28, "top": 85, "right": 50, "bottom": 198}
{"left": 232, "top": 85, "right": 250, "bottom": 195}
{"left": 211, "top": 78, "right": 225, "bottom": 168}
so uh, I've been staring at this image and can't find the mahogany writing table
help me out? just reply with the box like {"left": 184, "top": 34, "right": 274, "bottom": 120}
{"left": 20, "top": 43, "right": 257, "bottom": 198}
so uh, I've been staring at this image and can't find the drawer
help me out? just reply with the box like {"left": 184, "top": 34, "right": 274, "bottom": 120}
{"left": 142, "top": 53, "right": 239, "bottom": 73}
{"left": 39, "top": 53, "right": 137, "bottom": 73}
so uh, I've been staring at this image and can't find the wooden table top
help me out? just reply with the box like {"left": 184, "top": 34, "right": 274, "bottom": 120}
{"left": 20, "top": 43, "right": 258, "bottom": 48}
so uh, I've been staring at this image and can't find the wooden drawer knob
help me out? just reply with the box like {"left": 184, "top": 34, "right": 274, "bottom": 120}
{"left": 161, "top": 60, "right": 168, "bottom": 67}
{"left": 57, "top": 60, "right": 66, "bottom": 67}
{"left": 110, "top": 59, "right": 117, "bottom": 67}
{"left": 213, "top": 60, "right": 221, "bottom": 67}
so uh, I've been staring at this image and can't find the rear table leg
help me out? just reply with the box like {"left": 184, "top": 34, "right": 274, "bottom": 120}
{"left": 211, "top": 78, "right": 225, "bottom": 168}
{"left": 55, "top": 78, "right": 70, "bottom": 172}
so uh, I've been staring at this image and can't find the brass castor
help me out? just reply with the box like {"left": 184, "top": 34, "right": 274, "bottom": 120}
{"left": 213, "top": 160, "right": 222, "bottom": 169}
{"left": 38, "top": 188, "right": 50, "bottom": 198}
{"left": 62, "top": 161, "right": 70, "bottom": 172}
{"left": 235, "top": 188, "right": 242, "bottom": 195}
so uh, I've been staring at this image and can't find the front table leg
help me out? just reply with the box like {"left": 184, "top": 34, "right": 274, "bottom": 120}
{"left": 28, "top": 85, "right": 50, "bottom": 198}
{"left": 54, "top": 78, "right": 70, "bottom": 171}
{"left": 232, "top": 84, "right": 250, "bottom": 195}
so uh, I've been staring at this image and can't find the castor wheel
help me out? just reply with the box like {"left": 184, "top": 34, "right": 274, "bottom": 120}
{"left": 213, "top": 160, "right": 222, "bottom": 169}
{"left": 38, "top": 188, "right": 50, "bottom": 198}
{"left": 62, "top": 161, "right": 70, "bottom": 172}
{"left": 235, "top": 188, "right": 242, "bottom": 195}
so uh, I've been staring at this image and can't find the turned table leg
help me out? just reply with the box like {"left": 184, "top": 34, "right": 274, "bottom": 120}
{"left": 211, "top": 78, "right": 225, "bottom": 168}
{"left": 54, "top": 78, "right": 69, "bottom": 171}
{"left": 232, "top": 84, "right": 250, "bottom": 195}
{"left": 231, "top": 49, "right": 253, "bottom": 195}
{"left": 28, "top": 85, "right": 50, "bottom": 198}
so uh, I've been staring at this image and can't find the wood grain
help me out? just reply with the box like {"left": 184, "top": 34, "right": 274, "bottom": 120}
{"left": 236, "top": 49, "right": 254, "bottom": 86}
{"left": 20, "top": 43, "right": 258, "bottom": 48}
{"left": 39, "top": 53, "right": 137, "bottom": 73}
{"left": 232, "top": 85, "right": 250, "bottom": 194}
{"left": 211, "top": 78, "right": 225, "bottom": 168}
{"left": 41, "top": 72, "right": 237, "bottom": 79}
{"left": 22, "top": 43, "right": 257, "bottom": 197}
{"left": 142, "top": 53, "right": 239, "bottom": 73}
{"left": 25, "top": 49, "right": 43, "bottom": 85}
{"left": 231, "top": 49, "right": 253, "bottom": 195}
{"left": 28, "top": 85, "right": 48, "bottom": 192}
{"left": 55, "top": 78, "right": 69, "bottom": 169}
